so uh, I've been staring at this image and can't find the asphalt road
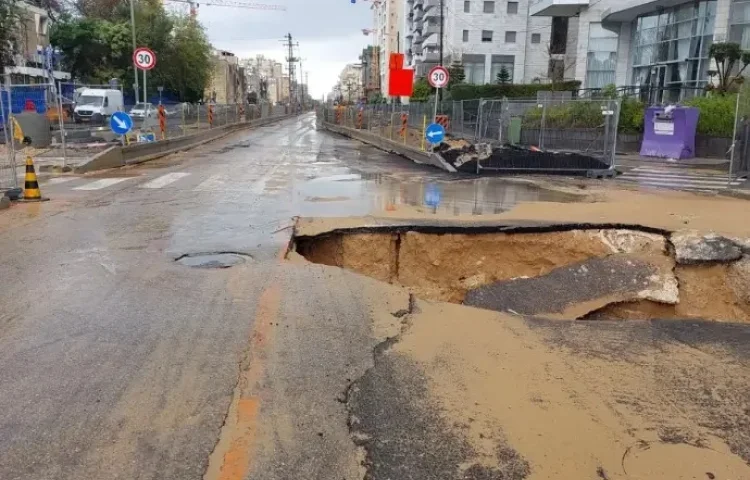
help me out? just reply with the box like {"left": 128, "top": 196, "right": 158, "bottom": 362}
{"left": 0, "top": 113, "right": 427, "bottom": 480}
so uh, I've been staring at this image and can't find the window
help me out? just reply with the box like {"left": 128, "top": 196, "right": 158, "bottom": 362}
{"left": 507, "top": 1, "right": 518, "bottom": 13}
{"left": 505, "top": 31, "right": 517, "bottom": 43}
{"left": 550, "top": 17, "right": 569, "bottom": 54}
{"left": 482, "top": 30, "right": 493, "bottom": 42}
{"left": 463, "top": 54, "right": 486, "bottom": 84}
{"left": 531, "top": 33, "right": 541, "bottom": 43}
{"left": 483, "top": 1, "right": 495, "bottom": 13}
{"left": 464, "top": 1, "right": 471, "bottom": 12}
{"left": 491, "top": 55, "right": 515, "bottom": 83}
{"left": 587, "top": 22, "right": 618, "bottom": 89}
{"left": 463, "top": 30, "right": 470, "bottom": 42}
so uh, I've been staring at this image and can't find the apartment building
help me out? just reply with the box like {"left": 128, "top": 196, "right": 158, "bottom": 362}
{"left": 373, "top": 0, "right": 404, "bottom": 96}
{"left": 531, "top": 0, "right": 744, "bottom": 102}
{"left": 5, "top": 1, "right": 70, "bottom": 83}
{"left": 406, "top": 0, "right": 553, "bottom": 83}
{"left": 205, "top": 50, "right": 246, "bottom": 104}
{"left": 360, "top": 45, "right": 381, "bottom": 100}
{"left": 339, "top": 64, "right": 364, "bottom": 102}
{"left": 242, "top": 55, "right": 285, "bottom": 104}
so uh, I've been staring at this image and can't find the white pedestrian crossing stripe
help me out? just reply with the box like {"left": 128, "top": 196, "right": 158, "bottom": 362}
{"left": 73, "top": 178, "right": 132, "bottom": 191}
{"left": 618, "top": 166, "right": 740, "bottom": 191}
{"left": 43, "top": 177, "right": 77, "bottom": 185}
{"left": 140, "top": 172, "right": 190, "bottom": 189}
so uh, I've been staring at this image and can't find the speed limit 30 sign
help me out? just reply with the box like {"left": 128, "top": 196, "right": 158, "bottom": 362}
{"left": 428, "top": 65, "right": 450, "bottom": 89}
{"left": 133, "top": 47, "right": 156, "bottom": 71}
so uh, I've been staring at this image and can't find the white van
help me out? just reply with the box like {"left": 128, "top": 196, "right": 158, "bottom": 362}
{"left": 73, "top": 88, "right": 124, "bottom": 124}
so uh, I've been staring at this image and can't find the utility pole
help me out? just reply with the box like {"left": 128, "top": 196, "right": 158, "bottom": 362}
{"left": 281, "top": 33, "right": 298, "bottom": 108}
{"left": 129, "top": 0, "right": 139, "bottom": 103}
{"left": 438, "top": 0, "right": 444, "bottom": 102}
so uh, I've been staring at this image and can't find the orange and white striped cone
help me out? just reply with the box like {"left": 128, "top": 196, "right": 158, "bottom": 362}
{"left": 19, "top": 156, "right": 49, "bottom": 202}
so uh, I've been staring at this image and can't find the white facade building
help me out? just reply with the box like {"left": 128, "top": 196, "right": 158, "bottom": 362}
{"left": 373, "top": 0, "right": 404, "bottom": 96}
{"left": 531, "top": 0, "right": 742, "bottom": 102}
{"left": 405, "top": 0, "right": 554, "bottom": 84}
{"left": 339, "top": 64, "right": 364, "bottom": 102}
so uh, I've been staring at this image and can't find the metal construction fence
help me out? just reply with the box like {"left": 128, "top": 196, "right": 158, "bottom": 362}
{"left": 730, "top": 89, "right": 750, "bottom": 181}
{"left": 320, "top": 97, "right": 621, "bottom": 171}
{"left": 1, "top": 78, "right": 290, "bottom": 191}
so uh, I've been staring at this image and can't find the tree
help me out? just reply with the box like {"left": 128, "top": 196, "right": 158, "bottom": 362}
{"left": 51, "top": 0, "right": 212, "bottom": 102}
{"left": 707, "top": 42, "right": 750, "bottom": 94}
{"left": 447, "top": 62, "right": 465, "bottom": 90}
{"left": 247, "top": 91, "right": 258, "bottom": 104}
{"left": 411, "top": 78, "right": 432, "bottom": 102}
{"left": 0, "top": 0, "right": 22, "bottom": 73}
{"left": 496, "top": 66, "right": 511, "bottom": 84}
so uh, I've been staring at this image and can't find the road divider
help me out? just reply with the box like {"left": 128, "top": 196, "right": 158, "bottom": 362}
{"left": 75, "top": 114, "right": 296, "bottom": 173}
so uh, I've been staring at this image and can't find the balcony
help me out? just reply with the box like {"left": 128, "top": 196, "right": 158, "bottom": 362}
{"left": 424, "top": 23, "right": 440, "bottom": 37}
{"left": 529, "top": 0, "right": 588, "bottom": 16}
{"left": 413, "top": 44, "right": 423, "bottom": 55}
{"left": 414, "top": 0, "right": 424, "bottom": 6}
{"left": 424, "top": 0, "right": 440, "bottom": 10}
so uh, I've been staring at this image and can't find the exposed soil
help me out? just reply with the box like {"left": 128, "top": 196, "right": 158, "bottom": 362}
{"left": 295, "top": 226, "right": 750, "bottom": 322}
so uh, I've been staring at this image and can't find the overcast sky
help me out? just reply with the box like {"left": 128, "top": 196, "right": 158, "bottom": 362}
{"left": 195, "top": 0, "right": 373, "bottom": 98}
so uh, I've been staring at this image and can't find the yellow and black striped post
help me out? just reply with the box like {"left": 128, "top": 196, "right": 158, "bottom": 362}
{"left": 158, "top": 104, "right": 167, "bottom": 140}
{"left": 19, "top": 156, "right": 49, "bottom": 202}
{"left": 208, "top": 104, "right": 214, "bottom": 128}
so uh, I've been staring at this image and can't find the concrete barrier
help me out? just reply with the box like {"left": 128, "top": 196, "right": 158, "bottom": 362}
{"left": 321, "top": 122, "right": 456, "bottom": 173}
{"left": 74, "top": 114, "right": 293, "bottom": 173}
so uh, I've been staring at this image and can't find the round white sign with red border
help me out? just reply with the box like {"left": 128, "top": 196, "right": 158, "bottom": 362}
{"left": 428, "top": 65, "right": 450, "bottom": 89}
{"left": 133, "top": 47, "right": 157, "bottom": 71}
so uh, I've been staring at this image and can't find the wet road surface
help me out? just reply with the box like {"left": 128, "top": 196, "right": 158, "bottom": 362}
{"left": 0, "top": 113, "right": 572, "bottom": 480}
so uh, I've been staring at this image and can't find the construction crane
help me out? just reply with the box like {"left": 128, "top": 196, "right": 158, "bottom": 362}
{"left": 166, "top": 0, "right": 286, "bottom": 18}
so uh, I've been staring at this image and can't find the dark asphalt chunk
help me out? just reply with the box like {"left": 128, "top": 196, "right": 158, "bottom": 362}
{"left": 348, "top": 348, "right": 530, "bottom": 480}
{"left": 464, "top": 255, "right": 661, "bottom": 316}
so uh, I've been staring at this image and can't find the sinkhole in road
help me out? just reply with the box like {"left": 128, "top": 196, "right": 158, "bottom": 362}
{"left": 294, "top": 226, "right": 750, "bottom": 322}
{"left": 175, "top": 252, "right": 251, "bottom": 268}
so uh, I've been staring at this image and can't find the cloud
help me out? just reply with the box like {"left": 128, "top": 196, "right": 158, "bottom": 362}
{"left": 195, "top": 0, "right": 374, "bottom": 98}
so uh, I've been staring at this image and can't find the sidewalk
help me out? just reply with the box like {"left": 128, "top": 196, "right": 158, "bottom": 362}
{"left": 615, "top": 153, "right": 730, "bottom": 172}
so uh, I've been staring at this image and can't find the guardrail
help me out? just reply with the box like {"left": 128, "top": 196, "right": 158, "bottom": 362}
{"left": 75, "top": 113, "right": 294, "bottom": 173}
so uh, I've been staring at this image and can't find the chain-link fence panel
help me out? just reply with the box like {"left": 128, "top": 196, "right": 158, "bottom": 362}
{"left": 731, "top": 90, "right": 750, "bottom": 180}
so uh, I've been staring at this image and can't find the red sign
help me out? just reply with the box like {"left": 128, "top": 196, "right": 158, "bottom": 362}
{"left": 388, "top": 68, "right": 414, "bottom": 97}
{"left": 133, "top": 47, "right": 157, "bottom": 71}
{"left": 428, "top": 65, "right": 450, "bottom": 88}
{"left": 389, "top": 53, "right": 404, "bottom": 71}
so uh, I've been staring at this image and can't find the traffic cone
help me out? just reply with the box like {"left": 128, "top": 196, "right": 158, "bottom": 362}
{"left": 19, "top": 156, "right": 49, "bottom": 202}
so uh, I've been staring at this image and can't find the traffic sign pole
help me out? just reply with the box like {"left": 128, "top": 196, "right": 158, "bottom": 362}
{"left": 428, "top": 66, "right": 450, "bottom": 125}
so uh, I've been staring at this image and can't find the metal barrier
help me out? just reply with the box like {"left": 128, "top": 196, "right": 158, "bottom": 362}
{"left": 320, "top": 98, "right": 620, "bottom": 172}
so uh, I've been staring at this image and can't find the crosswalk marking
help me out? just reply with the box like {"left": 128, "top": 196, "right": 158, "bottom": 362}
{"left": 193, "top": 174, "right": 227, "bottom": 191}
{"left": 140, "top": 172, "right": 190, "bottom": 189}
{"left": 618, "top": 166, "right": 738, "bottom": 191}
{"left": 73, "top": 178, "right": 131, "bottom": 191}
{"left": 43, "top": 177, "right": 77, "bottom": 185}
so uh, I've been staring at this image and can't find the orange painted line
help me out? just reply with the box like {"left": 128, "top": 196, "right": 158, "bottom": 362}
{"left": 215, "top": 283, "right": 281, "bottom": 480}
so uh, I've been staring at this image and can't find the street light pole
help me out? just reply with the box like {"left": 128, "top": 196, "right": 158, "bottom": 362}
{"left": 129, "top": 0, "right": 139, "bottom": 104}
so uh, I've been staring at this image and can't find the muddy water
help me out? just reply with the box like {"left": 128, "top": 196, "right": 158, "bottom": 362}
{"left": 298, "top": 172, "right": 581, "bottom": 217}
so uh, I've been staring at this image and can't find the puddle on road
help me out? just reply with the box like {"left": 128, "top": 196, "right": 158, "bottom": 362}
{"left": 175, "top": 252, "right": 251, "bottom": 268}
{"left": 300, "top": 173, "right": 581, "bottom": 216}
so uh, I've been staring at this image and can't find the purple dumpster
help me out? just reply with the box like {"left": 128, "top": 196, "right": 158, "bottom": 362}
{"left": 640, "top": 106, "right": 699, "bottom": 159}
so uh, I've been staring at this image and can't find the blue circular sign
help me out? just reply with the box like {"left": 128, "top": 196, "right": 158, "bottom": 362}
{"left": 110, "top": 111, "right": 133, "bottom": 135}
{"left": 425, "top": 123, "right": 445, "bottom": 144}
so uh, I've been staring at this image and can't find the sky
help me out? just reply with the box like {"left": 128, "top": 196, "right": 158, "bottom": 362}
{"left": 195, "top": 0, "right": 373, "bottom": 98}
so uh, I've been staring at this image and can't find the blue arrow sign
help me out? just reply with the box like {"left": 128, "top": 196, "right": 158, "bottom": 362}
{"left": 110, "top": 111, "right": 133, "bottom": 135}
{"left": 425, "top": 123, "right": 445, "bottom": 144}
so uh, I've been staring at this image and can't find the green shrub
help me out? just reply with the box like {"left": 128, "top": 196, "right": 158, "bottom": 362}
{"left": 683, "top": 94, "right": 737, "bottom": 137}
{"left": 450, "top": 81, "right": 582, "bottom": 100}
{"left": 618, "top": 96, "right": 645, "bottom": 133}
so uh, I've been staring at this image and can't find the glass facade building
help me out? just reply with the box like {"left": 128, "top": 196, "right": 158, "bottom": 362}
{"left": 630, "top": 0, "right": 716, "bottom": 103}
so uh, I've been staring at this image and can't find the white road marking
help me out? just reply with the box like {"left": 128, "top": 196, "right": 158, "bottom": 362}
{"left": 251, "top": 165, "right": 281, "bottom": 194}
{"left": 618, "top": 167, "right": 739, "bottom": 191}
{"left": 73, "top": 178, "right": 131, "bottom": 191}
{"left": 140, "top": 172, "right": 191, "bottom": 189}
{"left": 193, "top": 174, "right": 228, "bottom": 191}
{"left": 43, "top": 177, "right": 77, "bottom": 185}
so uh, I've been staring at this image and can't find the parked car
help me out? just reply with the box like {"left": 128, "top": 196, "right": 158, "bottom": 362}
{"left": 73, "top": 89, "right": 124, "bottom": 124}
{"left": 129, "top": 103, "right": 156, "bottom": 119}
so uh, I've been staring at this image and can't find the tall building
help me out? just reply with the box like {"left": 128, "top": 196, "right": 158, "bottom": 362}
{"left": 360, "top": 45, "right": 381, "bottom": 100}
{"left": 530, "top": 0, "right": 735, "bottom": 103}
{"left": 373, "top": 0, "right": 404, "bottom": 97}
{"left": 405, "top": 0, "right": 552, "bottom": 83}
